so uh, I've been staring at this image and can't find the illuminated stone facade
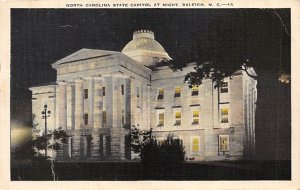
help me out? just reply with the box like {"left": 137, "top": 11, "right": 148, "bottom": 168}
{"left": 30, "top": 30, "right": 257, "bottom": 161}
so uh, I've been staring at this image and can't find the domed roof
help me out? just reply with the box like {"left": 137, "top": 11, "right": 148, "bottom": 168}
{"left": 121, "top": 30, "right": 171, "bottom": 67}
{"left": 122, "top": 30, "right": 166, "bottom": 53}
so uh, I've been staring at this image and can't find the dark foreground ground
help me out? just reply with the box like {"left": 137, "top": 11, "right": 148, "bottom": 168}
{"left": 11, "top": 160, "right": 290, "bottom": 181}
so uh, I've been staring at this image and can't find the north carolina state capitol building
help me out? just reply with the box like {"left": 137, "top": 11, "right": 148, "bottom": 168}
{"left": 30, "top": 30, "right": 257, "bottom": 161}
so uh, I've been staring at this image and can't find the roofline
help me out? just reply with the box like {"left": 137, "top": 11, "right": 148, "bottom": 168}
{"left": 52, "top": 54, "right": 113, "bottom": 68}
{"left": 51, "top": 48, "right": 121, "bottom": 68}
{"left": 29, "top": 83, "right": 57, "bottom": 91}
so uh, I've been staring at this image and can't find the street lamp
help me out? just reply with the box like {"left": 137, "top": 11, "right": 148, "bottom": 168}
{"left": 41, "top": 104, "right": 51, "bottom": 157}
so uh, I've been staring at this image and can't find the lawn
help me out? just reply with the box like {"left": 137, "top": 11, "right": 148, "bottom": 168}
{"left": 11, "top": 160, "right": 290, "bottom": 180}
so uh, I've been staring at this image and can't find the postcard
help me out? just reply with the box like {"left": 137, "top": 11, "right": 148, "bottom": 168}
{"left": 0, "top": 0, "right": 299, "bottom": 189}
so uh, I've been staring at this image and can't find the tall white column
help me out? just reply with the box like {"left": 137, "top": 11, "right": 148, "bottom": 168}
{"left": 124, "top": 77, "right": 131, "bottom": 126}
{"left": 106, "top": 76, "right": 113, "bottom": 128}
{"left": 140, "top": 85, "right": 145, "bottom": 128}
{"left": 56, "top": 81, "right": 67, "bottom": 129}
{"left": 66, "top": 83, "right": 75, "bottom": 129}
{"left": 75, "top": 79, "right": 84, "bottom": 129}
{"left": 94, "top": 78, "right": 103, "bottom": 128}
{"left": 130, "top": 78, "right": 136, "bottom": 126}
{"left": 112, "top": 77, "right": 119, "bottom": 128}
{"left": 146, "top": 84, "right": 151, "bottom": 129}
{"left": 88, "top": 79, "right": 95, "bottom": 127}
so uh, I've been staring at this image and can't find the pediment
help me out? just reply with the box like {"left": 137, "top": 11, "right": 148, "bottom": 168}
{"left": 52, "top": 48, "right": 120, "bottom": 67}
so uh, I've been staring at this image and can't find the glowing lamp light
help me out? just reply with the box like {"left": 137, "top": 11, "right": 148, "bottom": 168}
{"left": 11, "top": 124, "right": 32, "bottom": 147}
{"left": 278, "top": 73, "right": 290, "bottom": 84}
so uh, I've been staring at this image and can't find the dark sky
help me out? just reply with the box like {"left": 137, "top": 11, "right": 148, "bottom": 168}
{"left": 11, "top": 9, "right": 290, "bottom": 160}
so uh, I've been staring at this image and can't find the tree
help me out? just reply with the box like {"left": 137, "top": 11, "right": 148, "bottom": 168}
{"left": 140, "top": 134, "right": 185, "bottom": 179}
{"left": 140, "top": 134, "right": 185, "bottom": 164}
{"left": 33, "top": 127, "right": 68, "bottom": 158}
{"left": 130, "top": 125, "right": 152, "bottom": 158}
{"left": 164, "top": 9, "right": 291, "bottom": 160}
{"left": 165, "top": 9, "right": 290, "bottom": 87}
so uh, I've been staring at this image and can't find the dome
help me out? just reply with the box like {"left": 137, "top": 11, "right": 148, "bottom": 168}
{"left": 122, "top": 31, "right": 166, "bottom": 53}
{"left": 122, "top": 30, "right": 171, "bottom": 67}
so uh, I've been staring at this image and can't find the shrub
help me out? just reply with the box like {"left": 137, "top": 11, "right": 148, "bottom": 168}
{"left": 140, "top": 134, "right": 185, "bottom": 179}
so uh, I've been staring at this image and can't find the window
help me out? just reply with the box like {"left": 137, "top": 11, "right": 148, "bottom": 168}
{"left": 102, "top": 87, "right": 106, "bottom": 96}
{"left": 84, "top": 89, "right": 88, "bottom": 99}
{"left": 191, "top": 137, "right": 200, "bottom": 152}
{"left": 191, "top": 85, "right": 199, "bottom": 96}
{"left": 136, "top": 87, "right": 140, "bottom": 98}
{"left": 174, "top": 86, "right": 181, "bottom": 97}
{"left": 122, "top": 110, "right": 125, "bottom": 125}
{"left": 102, "top": 110, "right": 106, "bottom": 125}
{"left": 219, "top": 135, "right": 229, "bottom": 152}
{"left": 221, "top": 107, "right": 229, "bottom": 123}
{"left": 192, "top": 110, "right": 200, "bottom": 125}
{"left": 174, "top": 112, "right": 181, "bottom": 126}
{"left": 158, "top": 113, "right": 164, "bottom": 127}
{"left": 84, "top": 113, "right": 88, "bottom": 125}
{"left": 157, "top": 88, "right": 164, "bottom": 100}
{"left": 121, "top": 85, "right": 124, "bottom": 95}
{"left": 220, "top": 82, "right": 228, "bottom": 93}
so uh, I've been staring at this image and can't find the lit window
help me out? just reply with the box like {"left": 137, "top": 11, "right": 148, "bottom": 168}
{"left": 219, "top": 135, "right": 229, "bottom": 152}
{"left": 157, "top": 88, "right": 164, "bottom": 100}
{"left": 158, "top": 113, "right": 164, "bottom": 127}
{"left": 191, "top": 85, "right": 199, "bottom": 96}
{"left": 102, "top": 111, "right": 106, "bottom": 125}
{"left": 84, "top": 89, "right": 88, "bottom": 99}
{"left": 84, "top": 113, "right": 88, "bottom": 125}
{"left": 220, "top": 82, "right": 228, "bottom": 93}
{"left": 121, "top": 85, "right": 124, "bottom": 95}
{"left": 102, "top": 87, "right": 106, "bottom": 96}
{"left": 174, "top": 112, "right": 181, "bottom": 126}
{"left": 174, "top": 86, "right": 181, "bottom": 97}
{"left": 192, "top": 137, "right": 200, "bottom": 152}
{"left": 192, "top": 111, "right": 199, "bottom": 125}
{"left": 221, "top": 107, "right": 229, "bottom": 123}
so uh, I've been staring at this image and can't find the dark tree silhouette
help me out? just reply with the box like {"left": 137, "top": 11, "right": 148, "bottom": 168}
{"left": 164, "top": 9, "right": 291, "bottom": 160}
{"left": 140, "top": 134, "right": 185, "bottom": 179}
{"left": 165, "top": 9, "right": 290, "bottom": 86}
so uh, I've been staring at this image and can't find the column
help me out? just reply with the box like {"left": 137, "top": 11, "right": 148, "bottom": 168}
{"left": 75, "top": 79, "right": 84, "bottom": 129}
{"left": 56, "top": 82, "right": 67, "bottom": 129}
{"left": 124, "top": 77, "right": 131, "bottom": 127}
{"left": 88, "top": 79, "right": 95, "bottom": 127}
{"left": 140, "top": 85, "right": 146, "bottom": 128}
{"left": 106, "top": 76, "right": 113, "bottom": 128}
{"left": 112, "top": 77, "right": 119, "bottom": 128}
{"left": 130, "top": 78, "right": 136, "bottom": 126}
{"left": 94, "top": 78, "right": 103, "bottom": 128}
{"left": 146, "top": 84, "right": 151, "bottom": 129}
{"left": 67, "top": 83, "right": 75, "bottom": 129}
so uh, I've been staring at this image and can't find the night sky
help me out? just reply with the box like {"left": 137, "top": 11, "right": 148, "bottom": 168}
{"left": 11, "top": 9, "right": 290, "bottom": 160}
